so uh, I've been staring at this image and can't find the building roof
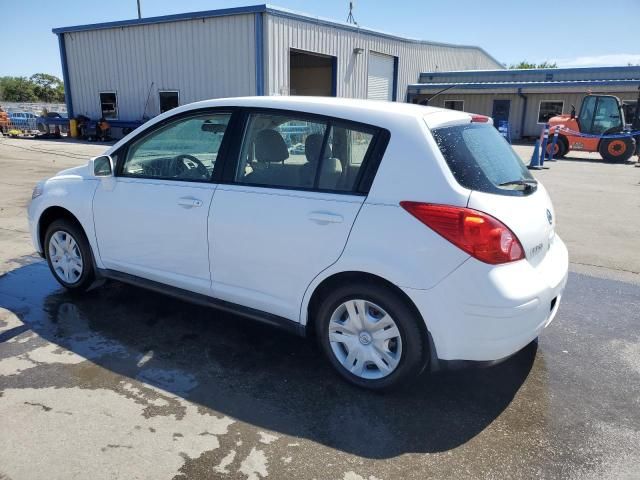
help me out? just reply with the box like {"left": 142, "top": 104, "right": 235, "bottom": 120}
{"left": 51, "top": 4, "right": 502, "bottom": 67}
{"left": 410, "top": 66, "right": 640, "bottom": 94}
{"left": 409, "top": 79, "right": 640, "bottom": 91}
{"left": 419, "top": 65, "right": 640, "bottom": 79}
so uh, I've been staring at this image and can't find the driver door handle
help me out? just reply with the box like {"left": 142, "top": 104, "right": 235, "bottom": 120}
{"left": 177, "top": 197, "right": 203, "bottom": 208}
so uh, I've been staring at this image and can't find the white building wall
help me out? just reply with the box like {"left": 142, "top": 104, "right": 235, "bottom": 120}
{"left": 264, "top": 14, "right": 503, "bottom": 101}
{"left": 64, "top": 14, "right": 256, "bottom": 120}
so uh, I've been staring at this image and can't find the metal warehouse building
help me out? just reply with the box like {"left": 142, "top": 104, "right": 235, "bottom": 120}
{"left": 408, "top": 66, "right": 640, "bottom": 139}
{"left": 53, "top": 3, "right": 502, "bottom": 131}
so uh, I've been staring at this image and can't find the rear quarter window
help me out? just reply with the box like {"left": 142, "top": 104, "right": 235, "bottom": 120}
{"left": 431, "top": 123, "right": 535, "bottom": 196}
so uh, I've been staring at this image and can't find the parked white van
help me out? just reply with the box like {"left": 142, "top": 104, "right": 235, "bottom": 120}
{"left": 28, "top": 97, "right": 568, "bottom": 390}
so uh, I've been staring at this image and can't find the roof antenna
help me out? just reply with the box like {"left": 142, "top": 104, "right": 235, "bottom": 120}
{"left": 136, "top": 0, "right": 142, "bottom": 19}
{"left": 346, "top": 1, "right": 358, "bottom": 25}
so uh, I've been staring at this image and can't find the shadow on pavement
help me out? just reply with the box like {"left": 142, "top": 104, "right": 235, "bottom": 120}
{"left": 0, "top": 260, "right": 536, "bottom": 459}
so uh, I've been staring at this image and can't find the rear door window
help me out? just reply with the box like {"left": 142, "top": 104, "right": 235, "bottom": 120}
{"left": 317, "top": 123, "right": 375, "bottom": 191}
{"left": 233, "top": 111, "right": 380, "bottom": 193}
{"left": 234, "top": 113, "right": 328, "bottom": 189}
{"left": 431, "top": 122, "right": 536, "bottom": 196}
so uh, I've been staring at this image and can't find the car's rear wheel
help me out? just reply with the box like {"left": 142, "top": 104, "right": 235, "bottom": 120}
{"left": 315, "top": 283, "right": 425, "bottom": 391}
{"left": 44, "top": 219, "right": 95, "bottom": 291}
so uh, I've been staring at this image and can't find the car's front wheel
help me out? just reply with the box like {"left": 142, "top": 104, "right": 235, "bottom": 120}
{"left": 315, "top": 283, "right": 426, "bottom": 391}
{"left": 44, "top": 219, "right": 95, "bottom": 291}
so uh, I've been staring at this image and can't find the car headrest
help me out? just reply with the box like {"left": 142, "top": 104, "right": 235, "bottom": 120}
{"left": 305, "top": 133, "right": 331, "bottom": 164}
{"left": 324, "top": 157, "right": 343, "bottom": 174}
{"left": 255, "top": 129, "right": 289, "bottom": 163}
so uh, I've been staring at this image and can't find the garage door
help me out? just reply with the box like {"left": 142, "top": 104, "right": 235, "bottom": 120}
{"left": 367, "top": 52, "right": 395, "bottom": 101}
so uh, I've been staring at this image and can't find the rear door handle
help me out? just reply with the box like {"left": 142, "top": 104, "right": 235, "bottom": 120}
{"left": 177, "top": 197, "right": 203, "bottom": 208}
{"left": 308, "top": 211, "right": 343, "bottom": 225}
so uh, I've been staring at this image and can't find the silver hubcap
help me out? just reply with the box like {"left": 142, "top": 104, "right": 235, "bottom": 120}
{"left": 48, "top": 230, "right": 83, "bottom": 284}
{"left": 328, "top": 299, "right": 402, "bottom": 380}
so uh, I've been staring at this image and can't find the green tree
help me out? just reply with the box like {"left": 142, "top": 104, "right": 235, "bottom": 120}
{"left": 509, "top": 61, "right": 558, "bottom": 69}
{"left": 54, "top": 83, "right": 65, "bottom": 103}
{"left": 30, "top": 73, "right": 64, "bottom": 103}
{"left": 0, "top": 74, "right": 65, "bottom": 103}
{"left": 0, "top": 76, "right": 37, "bottom": 101}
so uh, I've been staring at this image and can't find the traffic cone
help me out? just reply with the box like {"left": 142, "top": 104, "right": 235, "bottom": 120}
{"left": 528, "top": 140, "right": 542, "bottom": 169}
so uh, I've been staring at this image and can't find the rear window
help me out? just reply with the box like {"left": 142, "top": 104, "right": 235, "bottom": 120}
{"left": 431, "top": 123, "right": 535, "bottom": 196}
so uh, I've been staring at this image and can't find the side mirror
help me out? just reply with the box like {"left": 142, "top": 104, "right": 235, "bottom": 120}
{"left": 90, "top": 155, "right": 114, "bottom": 177}
{"left": 570, "top": 105, "right": 576, "bottom": 119}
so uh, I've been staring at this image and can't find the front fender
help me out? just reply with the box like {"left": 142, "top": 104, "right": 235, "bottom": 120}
{"left": 28, "top": 177, "right": 102, "bottom": 268}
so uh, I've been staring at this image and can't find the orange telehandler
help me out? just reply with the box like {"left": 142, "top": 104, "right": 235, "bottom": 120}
{"left": 546, "top": 89, "right": 640, "bottom": 162}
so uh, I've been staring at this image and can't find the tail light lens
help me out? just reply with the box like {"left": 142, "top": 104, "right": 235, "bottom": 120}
{"left": 400, "top": 202, "right": 524, "bottom": 264}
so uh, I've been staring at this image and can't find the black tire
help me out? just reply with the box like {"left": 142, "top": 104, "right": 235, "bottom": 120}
{"left": 599, "top": 130, "right": 635, "bottom": 163}
{"left": 545, "top": 135, "right": 566, "bottom": 158}
{"left": 315, "top": 282, "right": 426, "bottom": 391}
{"left": 554, "top": 136, "right": 568, "bottom": 158}
{"left": 44, "top": 219, "right": 95, "bottom": 291}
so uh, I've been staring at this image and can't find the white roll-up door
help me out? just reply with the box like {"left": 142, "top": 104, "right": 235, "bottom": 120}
{"left": 367, "top": 52, "right": 395, "bottom": 101}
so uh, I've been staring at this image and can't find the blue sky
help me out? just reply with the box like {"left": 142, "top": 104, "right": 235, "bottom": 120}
{"left": 2, "top": 0, "right": 639, "bottom": 78}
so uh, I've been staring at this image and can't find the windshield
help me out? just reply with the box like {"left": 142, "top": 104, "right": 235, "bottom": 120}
{"left": 431, "top": 122, "right": 535, "bottom": 196}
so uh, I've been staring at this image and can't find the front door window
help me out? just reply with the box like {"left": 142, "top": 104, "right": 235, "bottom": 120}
{"left": 122, "top": 113, "right": 231, "bottom": 181}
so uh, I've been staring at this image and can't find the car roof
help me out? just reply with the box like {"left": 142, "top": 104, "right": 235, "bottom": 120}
{"left": 108, "top": 96, "right": 473, "bottom": 154}
{"left": 183, "top": 96, "right": 442, "bottom": 119}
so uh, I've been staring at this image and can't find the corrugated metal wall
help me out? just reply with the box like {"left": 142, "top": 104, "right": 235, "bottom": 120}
{"left": 419, "top": 66, "right": 640, "bottom": 84}
{"left": 425, "top": 90, "right": 639, "bottom": 138}
{"left": 64, "top": 14, "right": 256, "bottom": 120}
{"left": 264, "top": 14, "right": 502, "bottom": 101}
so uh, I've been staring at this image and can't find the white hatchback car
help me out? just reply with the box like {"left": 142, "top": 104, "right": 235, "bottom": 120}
{"left": 28, "top": 97, "right": 568, "bottom": 390}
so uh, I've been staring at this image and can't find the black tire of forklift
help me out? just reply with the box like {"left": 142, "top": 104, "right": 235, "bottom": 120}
{"left": 598, "top": 129, "right": 635, "bottom": 163}
{"left": 555, "top": 135, "right": 569, "bottom": 158}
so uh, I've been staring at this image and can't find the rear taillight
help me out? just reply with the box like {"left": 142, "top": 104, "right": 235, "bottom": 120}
{"left": 470, "top": 114, "right": 490, "bottom": 123}
{"left": 400, "top": 202, "right": 524, "bottom": 264}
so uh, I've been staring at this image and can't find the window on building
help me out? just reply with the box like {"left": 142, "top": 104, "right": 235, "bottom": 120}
{"left": 122, "top": 113, "right": 231, "bottom": 181}
{"left": 159, "top": 91, "right": 179, "bottom": 114}
{"left": 538, "top": 101, "right": 564, "bottom": 123}
{"left": 444, "top": 100, "right": 464, "bottom": 112}
{"left": 99, "top": 92, "right": 118, "bottom": 119}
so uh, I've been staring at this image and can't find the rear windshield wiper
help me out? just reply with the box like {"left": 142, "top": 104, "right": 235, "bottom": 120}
{"left": 498, "top": 179, "right": 538, "bottom": 191}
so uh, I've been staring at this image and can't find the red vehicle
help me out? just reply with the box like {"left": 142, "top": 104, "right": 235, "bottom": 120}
{"left": 547, "top": 92, "right": 639, "bottom": 162}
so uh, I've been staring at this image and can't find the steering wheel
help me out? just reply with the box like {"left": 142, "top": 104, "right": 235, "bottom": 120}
{"left": 173, "top": 154, "right": 209, "bottom": 179}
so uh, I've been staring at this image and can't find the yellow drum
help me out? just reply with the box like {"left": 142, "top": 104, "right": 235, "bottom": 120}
{"left": 69, "top": 119, "right": 78, "bottom": 138}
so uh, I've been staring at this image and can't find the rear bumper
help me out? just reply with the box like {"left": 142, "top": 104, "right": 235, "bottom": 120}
{"left": 404, "top": 235, "right": 569, "bottom": 362}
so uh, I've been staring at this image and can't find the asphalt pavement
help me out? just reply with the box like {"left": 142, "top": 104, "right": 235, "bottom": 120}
{"left": 0, "top": 137, "right": 639, "bottom": 479}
